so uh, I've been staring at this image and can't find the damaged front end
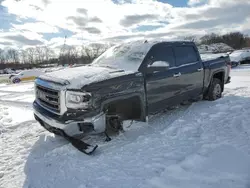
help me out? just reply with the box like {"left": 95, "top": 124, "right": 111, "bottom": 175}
{"left": 33, "top": 78, "right": 106, "bottom": 154}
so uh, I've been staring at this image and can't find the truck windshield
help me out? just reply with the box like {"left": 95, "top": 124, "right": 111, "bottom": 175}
{"left": 92, "top": 41, "right": 152, "bottom": 71}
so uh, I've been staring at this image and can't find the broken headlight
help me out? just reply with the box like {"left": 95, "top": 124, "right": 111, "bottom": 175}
{"left": 66, "top": 91, "right": 92, "bottom": 109}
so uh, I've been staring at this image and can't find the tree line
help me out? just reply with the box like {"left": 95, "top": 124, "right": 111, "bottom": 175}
{"left": 185, "top": 32, "right": 250, "bottom": 49}
{"left": 1, "top": 31, "right": 250, "bottom": 67}
{"left": 0, "top": 43, "right": 110, "bottom": 67}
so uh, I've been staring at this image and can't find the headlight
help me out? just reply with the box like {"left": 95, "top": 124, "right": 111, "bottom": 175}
{"left": 66, "top": 91, "right": 92, "bottom": 109}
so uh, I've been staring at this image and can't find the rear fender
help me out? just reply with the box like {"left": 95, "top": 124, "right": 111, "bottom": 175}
{"left": 205, "top": 70, "right": 225, "bottom": 94}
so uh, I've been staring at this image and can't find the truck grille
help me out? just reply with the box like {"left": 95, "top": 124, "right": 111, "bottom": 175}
{"left": 36, "top": 84, "right": 60, "bottom": 114}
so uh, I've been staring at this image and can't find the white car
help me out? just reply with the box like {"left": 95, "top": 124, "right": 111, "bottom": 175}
{"left": 9, "top": 70, "right": 44, "bottom": 84}
{"left": 229, "top": 50, "right": 250, "bottom": 66}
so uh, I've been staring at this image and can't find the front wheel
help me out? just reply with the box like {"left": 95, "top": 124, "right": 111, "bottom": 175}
{"left": 206, "top": 78, "right": 222, "bottom": 101}
{"left": 106, "top": 116, "right": 123, "bottom": 133}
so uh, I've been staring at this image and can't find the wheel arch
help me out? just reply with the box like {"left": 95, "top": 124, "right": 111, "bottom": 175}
{"left": 101, "top": 93, "right": 146, "bottom": 122}
{"left": 211, "top": 70, "right": 225, "bottom": 91}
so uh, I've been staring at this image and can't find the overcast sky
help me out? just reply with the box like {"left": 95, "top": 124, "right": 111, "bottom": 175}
{"left": 0, "top": 0, "right": 249, "bottom": 49}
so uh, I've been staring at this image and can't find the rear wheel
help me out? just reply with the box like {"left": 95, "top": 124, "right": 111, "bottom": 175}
{"left": 12, "top": 78, "right": 21, "bottom": 84}
{"left": 206, "top": 78, "right": 222, "bottom": 101}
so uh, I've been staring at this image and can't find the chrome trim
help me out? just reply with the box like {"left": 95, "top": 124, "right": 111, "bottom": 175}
{"left": 36, "top": 85, "right": 60, "bottom": 114}
{"left": 168, "top": 61, "right": 200, "bottom": 70}
{"left": 38, "top": 99, "right": 59, "bottom": 111}
{"left": 36, "top": 99, "right": 61, "bottom": 115}
{"left": 34, "top": 108, "right": 106, "bottom": 136}
{"left": 35, "top": 78, "right": 67, "bottom": 115}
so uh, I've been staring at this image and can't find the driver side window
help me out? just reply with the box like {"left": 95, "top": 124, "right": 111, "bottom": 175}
{"left": 147, "top": 44, "right": 175, "bottom": 67}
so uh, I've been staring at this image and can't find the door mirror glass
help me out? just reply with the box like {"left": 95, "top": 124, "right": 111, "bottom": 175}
{"left": 148, "top": 61, "right": 170, "bottom": 68}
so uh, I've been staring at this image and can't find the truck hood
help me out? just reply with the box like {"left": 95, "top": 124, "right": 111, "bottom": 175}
{"left": 39, "top": 65, "right": 135, "bottom": 89}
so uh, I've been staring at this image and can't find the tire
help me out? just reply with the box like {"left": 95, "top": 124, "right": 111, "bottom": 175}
{"left": 12, "top": 78, "right": 21, "bottom": 84}
{"left": 206, "top": 78, "right": 222, "bottom": 101}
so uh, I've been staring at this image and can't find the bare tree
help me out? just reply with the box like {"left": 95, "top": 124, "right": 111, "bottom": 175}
{"left": 6, "top": 48, "right": 19, "bottom": 63}
{"left": 184, "top": 36, "right": 199, "bottom": 44}
{"left": 0, "top": 49, "right": 5, "bottom": 64}
{"left": 35, "top": 46, "right": 44, "bottom": 63}
{"left": 66, "top": 46, "right": 79, "bottom": 64}
{"left": 26, "top": 48, "right": 36, "bottom": 64}
{"left": 19, "top": 49, "right": 29, "bottom": 64}
{"left": 44, "top": 46, "right": 54, "bottom": 61}
{"left": 35, "top": 46, "right": 54, "bottom": 63}
{"left": 81, "top": 43, "right": 109, "bottom": 63}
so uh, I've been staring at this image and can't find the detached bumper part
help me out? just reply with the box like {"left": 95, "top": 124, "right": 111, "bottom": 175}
{"left": 35, "top": 114, "right": 97, "bottom": 154}
{"left": 33, "top": 101, "right": 106, "bottom": 154}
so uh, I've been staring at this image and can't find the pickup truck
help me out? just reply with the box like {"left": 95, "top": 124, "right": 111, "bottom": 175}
{"left": 33, "top": 40, "right": 231, "bottom": 154}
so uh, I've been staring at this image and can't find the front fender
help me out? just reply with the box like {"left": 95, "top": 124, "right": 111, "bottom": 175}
{"left": 83, "top": 73, "right": 147, "bottom": 121}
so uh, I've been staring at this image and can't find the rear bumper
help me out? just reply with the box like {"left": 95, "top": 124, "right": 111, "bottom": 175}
{"left": 33, "top": 101, "right": 106, "bottom": 136}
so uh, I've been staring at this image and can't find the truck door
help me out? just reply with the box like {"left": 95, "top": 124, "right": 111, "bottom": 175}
{"left": 143, "top": 43, "right": 182, "bottom": 114}
{"left": 173, "top": 45, "right": 204, "bottom": 100}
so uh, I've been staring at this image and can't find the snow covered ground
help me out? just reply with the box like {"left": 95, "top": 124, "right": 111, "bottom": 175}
{"left": 1, "top": 68, "right": 250, "bottom": 188}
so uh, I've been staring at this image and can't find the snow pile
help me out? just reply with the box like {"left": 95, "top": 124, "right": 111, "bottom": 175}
{"left": 1, "top": 68, "right": 250, "bottom": 188}
{"left": 148, "top": 145, "right": 250, "bottom": 188}
{"left": 198, "top": 43, "right": 234, "bottom": 53}
{"left": 200, "top": 53, "right": 228, "bottom": 61}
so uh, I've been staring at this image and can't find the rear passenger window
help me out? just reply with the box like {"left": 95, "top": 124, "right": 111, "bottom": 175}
{"left": 148, "top": 45, "right": 175, "bottom": 67}
{"left": 174, "top": 46, "right": 198, "bottom": 66}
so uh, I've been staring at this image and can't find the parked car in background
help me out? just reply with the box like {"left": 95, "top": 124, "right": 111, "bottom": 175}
{"left": 4, "top": 68, "right": 16, "bottom": 74}
{"left": 9, "top": 70, "right": 44, "bottom": 83}
{"left": 229, "top": 49, "right": 250, "bottom": 67}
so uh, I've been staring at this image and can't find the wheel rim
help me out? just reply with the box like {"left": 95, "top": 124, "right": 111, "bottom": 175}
{"left": 13, "top": 79, "right": 20, "bottom": 83}
{"left": 213, "top": 84, "right": 221, "bottom": 99}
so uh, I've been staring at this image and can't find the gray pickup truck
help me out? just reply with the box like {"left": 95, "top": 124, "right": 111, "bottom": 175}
{"left": 33, "top": 40, "right": 231, "bottom": 154}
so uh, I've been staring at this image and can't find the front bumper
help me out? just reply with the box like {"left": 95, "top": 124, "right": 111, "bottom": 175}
{"left": 33, "top": 101, "right": 106, "bottom": 136}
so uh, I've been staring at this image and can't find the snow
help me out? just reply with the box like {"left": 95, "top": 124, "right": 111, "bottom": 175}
{"left": 229, "top": 50, "right": 250, "bottom": 62}
{"left": 149, "top": 61, "right": 169, "bottom": 67}
{"left": 198, "top": 43, "right": 233, "bottom": 53}
{"left": 40, "top": 66, "right": 134, "bottom": 89}
{"left": 200, "top": 53, "right": 228, "bottom": 61}
{"left": 92, "top": 40, "right": 154, "bottom": 71}
{"left": 1, "top": 67, "right": 250, "bottom": 188}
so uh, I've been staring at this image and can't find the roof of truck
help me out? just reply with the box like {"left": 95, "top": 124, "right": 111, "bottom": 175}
{"left": 134, "top": 39, "right": 194, "bottom": 46}
{"left": 116, "top": 40, "right": 195, "bottom": 53}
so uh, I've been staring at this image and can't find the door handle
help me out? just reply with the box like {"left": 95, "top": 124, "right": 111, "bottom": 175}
{"left": 197, "top": 68, "right": 203, "bottom": 72}
{"left": 173, "top": 72, "right": 181, "bottom": 77}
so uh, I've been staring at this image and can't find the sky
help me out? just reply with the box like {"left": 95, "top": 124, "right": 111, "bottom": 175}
{"left": 0, "top": 0, "right": 250, "bottom": 49}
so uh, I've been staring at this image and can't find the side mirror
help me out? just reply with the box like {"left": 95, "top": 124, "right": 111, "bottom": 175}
{"left": 146, "top": 61, "right": 170, "bottom": 73}
{"left": 148, "top": 61, "right": 170, "bottom": 68}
